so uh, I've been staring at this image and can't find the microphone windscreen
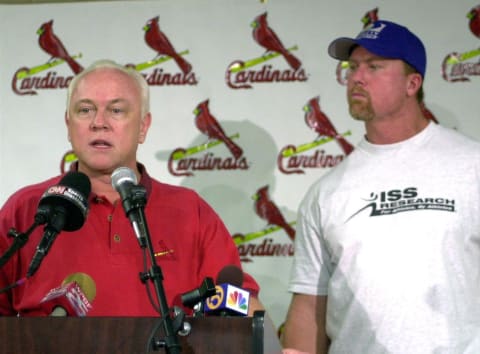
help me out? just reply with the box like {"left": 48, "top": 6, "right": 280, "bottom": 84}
{"left": 40, "top": 273, "right": 96, "bottom": 317}
{"left": 38, "top": 171, "right": 91, "bottom": 231}
{"left": 111, "top": 167, "right": 137, "bottom": 190}
{"left": 62, "top": 272, "right": 96, "bottom": 302}
{"left": 216, "top": 265, "right": 244, "bottom": 287}
{"left": 60, "top": 171, "right": 91, "bottom": 200}
{"left": 40, "top": 283, "right": 91, "bottom": 316}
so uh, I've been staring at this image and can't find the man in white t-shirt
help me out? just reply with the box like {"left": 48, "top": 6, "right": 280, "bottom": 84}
{"left": 281, "top": 20, "right": 480, "bottom": 354}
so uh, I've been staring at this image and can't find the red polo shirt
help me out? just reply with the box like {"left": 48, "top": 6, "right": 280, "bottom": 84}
{"left": 0, "top": 165, "right": 259, "bottom": 316}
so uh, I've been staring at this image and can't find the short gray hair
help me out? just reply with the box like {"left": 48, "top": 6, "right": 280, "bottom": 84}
{"left": 66, "top": 59, "right": 150, "bottom": 118}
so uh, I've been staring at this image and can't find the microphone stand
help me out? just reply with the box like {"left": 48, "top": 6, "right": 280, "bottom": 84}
{"left": 122, "top": 185, "right": 182, "bottom": 354}
{"left": 0, "top": 206, "right": 50, "bottom": 268}
{"left": 0, "top": 226, "right": 36, "bottom": 268}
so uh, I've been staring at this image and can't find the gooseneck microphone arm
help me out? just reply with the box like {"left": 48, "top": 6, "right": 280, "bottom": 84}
{"left": 26, "top": 206, "right": 67, "bottom": 278}
{"left": 0, "top": 223, "right": 40, "bottom": 269}
{"left": 118, "top": 184, "right": 148, "bottom": 249}
{"left": 0, "top": 204, "right": 51, "bottom": 269}
{"left": 111, "top": 167, "right": 181, "bottom": 354}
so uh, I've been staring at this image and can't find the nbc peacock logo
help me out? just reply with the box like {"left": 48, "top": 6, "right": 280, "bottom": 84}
{"left": 227, "top": 290, "right": 248, "bottom": 311}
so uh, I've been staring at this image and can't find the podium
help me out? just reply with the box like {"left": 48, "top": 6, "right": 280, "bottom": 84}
{"left": 0, "top": 311, "right": 282, "bottom": 354}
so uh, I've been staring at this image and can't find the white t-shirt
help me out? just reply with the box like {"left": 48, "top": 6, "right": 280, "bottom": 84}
{"left": 289, "top": 123, "right": 480, "bottom": 353}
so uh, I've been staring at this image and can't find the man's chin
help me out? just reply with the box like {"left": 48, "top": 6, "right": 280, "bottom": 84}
{"left": 350, "top": 113, "right": 372, "bottom": 122}
{"left": 349, "top": 105, "right": 373, "bottom": 122}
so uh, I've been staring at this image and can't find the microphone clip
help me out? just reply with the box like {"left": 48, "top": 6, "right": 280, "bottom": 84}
{"left": 121, "top": 184, "right": 147, "bottom": 215}
{"left": 181, "top": 277, "right": 216, "bottom": 317}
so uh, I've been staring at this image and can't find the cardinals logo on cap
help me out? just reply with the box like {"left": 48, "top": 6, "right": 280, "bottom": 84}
{"left": 335, "top": 7, "right": 380, "bottom": 85}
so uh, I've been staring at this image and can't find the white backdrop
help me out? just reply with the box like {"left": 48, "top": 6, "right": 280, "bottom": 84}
{"left": 1, "top": 0, "right": 479, "bottom": 331}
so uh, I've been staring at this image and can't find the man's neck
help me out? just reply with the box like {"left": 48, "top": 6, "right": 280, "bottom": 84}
{"left": 365, "top": 109, "right": 429, "bottom": 145}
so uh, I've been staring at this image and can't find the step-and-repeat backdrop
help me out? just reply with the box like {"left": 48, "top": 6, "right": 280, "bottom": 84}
{"left": 1, "top": 0, "right": 479, "bottom": 332}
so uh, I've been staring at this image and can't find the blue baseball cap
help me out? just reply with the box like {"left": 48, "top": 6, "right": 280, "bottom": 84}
{"left": 328, "top": 20, "right": 426, "bottom": 77}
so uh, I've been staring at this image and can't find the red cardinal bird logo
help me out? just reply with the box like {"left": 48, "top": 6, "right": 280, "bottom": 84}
{"left": 37, "top": 20, "right": 83, "bottom": 74}
{"left": 253, "top": 185, "right": 295, "bottom": 241}
{"left": 193, "top": 100, "right": 243, "bottom": 159}
{"left": 467, "top": 5, "right": 480, "bottom": 39}
{"left": 361, "top": 7, "right": 379, "bottom": 28}
{"left": 304, "top": 97, "right": 354, "bottom": 155}
{"left": 143, "top": 16, "right": 192, "bottom": 75}
{"left": 251, "top": 12, "right": 302, "bottom": 71}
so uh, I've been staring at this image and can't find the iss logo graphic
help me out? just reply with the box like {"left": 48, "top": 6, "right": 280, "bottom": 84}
{"left": 12, "top": 19, "right": 84, "bottom": 96}
{"left": 167, "top": 99, "right": 249, "bottom": 176}
{"left": 226, "top": 12, "right": 307, "bottom": 89}
{"left": 278, "top": 96, "right": 353, "bottom": 174}
{"left": 346, "top": 187, "right": 456, "bottom": 222}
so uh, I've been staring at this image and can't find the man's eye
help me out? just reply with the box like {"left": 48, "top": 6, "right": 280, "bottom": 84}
{"left": 109, "top": 106, "right": 128, "bottom": 118}
{"left": 78, "top": 107, "right": 95, "bottom": 115}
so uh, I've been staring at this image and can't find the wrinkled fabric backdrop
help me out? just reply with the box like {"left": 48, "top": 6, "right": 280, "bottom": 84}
{"left": 1, "top": 0, "right": 479, "bottom": 332}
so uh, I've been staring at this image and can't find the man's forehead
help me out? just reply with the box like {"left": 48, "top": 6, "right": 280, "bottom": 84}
{"left": 72, "top": 97, "right": 130, "bottom": 106}
{"left": 71, "top": 72, "right": 139, "bottom": 101}
{"left": 349, "top": 46, "right": 397, "bottom": 62}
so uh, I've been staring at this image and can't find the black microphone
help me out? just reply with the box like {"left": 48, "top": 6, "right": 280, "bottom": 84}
{"left": 216, "top": 265, "right": 244, "bottom": 288}
{"left": 180, "top": 277, "right": 216, "bottom": 316}
{"left": 26, "top": 172, "right": 91, "bottom": 278}
{"left": 111, "top": 167, "right": 148, "bottom": 248}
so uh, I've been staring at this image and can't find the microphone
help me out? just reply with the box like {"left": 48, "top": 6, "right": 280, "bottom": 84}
{"left": 39, "top": 272, "right": 96, "bottom": 317}
{"left": 204, "top": 265, "right": 250, "bottom": 316}
{"left": 111, "top": 167, "right": 148, "bottom": 248}
{"left": 26, "top": 172, "right": 91, "bottom": 278}
{"left": 180, "top": 277, "right": 216, "bottom": 316}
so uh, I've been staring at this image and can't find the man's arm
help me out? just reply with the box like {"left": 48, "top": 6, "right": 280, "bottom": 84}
{"left": 248, "top": 296, "right": 264, "bottom": 316}
{"left": 281, "top": 293, "right": 329, "bottom": 354}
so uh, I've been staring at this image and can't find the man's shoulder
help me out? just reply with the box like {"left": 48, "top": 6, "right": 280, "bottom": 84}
{"left": 149, "top": 178, "right": 201, "bottom": 202}
{"left": 2, "top": 175, "right": 62, "bottom": 209}
{"left": 433, "top": 123, "right": 480, "bottom": 148}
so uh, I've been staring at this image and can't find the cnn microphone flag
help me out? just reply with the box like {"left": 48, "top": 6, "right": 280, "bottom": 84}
{"left": 204, "top": 283, "right": 250, "bottom": 316}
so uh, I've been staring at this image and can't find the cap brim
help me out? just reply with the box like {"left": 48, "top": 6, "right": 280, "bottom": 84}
{"left": 328, "top": 37, "right": 357, "bottom": 61}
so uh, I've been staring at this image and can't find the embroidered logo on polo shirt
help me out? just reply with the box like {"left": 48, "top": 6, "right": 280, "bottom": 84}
{"left": 154, "top": 240, "right": 176, "bottom": 260}
{"left": 347, "top": 187, "right": 456, "bottom": 222}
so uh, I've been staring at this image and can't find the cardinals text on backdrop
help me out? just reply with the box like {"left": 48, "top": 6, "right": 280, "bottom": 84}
{"left": 12, "top": 70, "right": 72, "bottom": 96}
{"left": 140, "top": 68, "right": 197, "bottom": 86}
{"left": 168, "top": 151, "right": 248, "bottom": 177}
{"left": 225, "top": 63, "right": 307, "bottom": 89}
{"left": 441, "top": 54, "right": 480, "bottom": 83}
{"left": 236, "top": 237, "right": 294, "bottom": 260}
{"left": 277, "top": 147, "right": 344, "bottom": 174}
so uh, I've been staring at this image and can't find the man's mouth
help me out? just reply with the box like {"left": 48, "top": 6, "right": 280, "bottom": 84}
{"left": 90, "top": 139, "right": 112, "bottom": 148}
